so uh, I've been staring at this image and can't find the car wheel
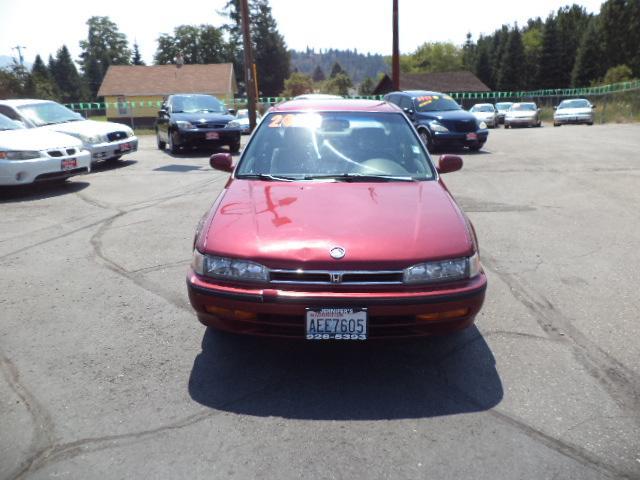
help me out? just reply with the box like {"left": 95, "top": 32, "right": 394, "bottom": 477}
{"left": 469, "top": 142, "right": 483, "bottom": 152}
{"left": 106, "top": 155, "right": 122, "bottom": 163}
{"left": 168, "top": 130, "right": 179, "bottom": 154}
{"left": 553, "top": 122, "right": 560, "bottom": 127}
{"left": 419, "top": 129, "right": 433, "bottom": 152}
{"left": 156, "top": 130, "right": 166, "bottom": 150}
{"left": 587, "top": 122, "right": 593, "bottom": 126}
{"left": 504, "top": 124, "right": 510, "bottom": 129}
{"left": 229, "top": 141, "right": 241, "bottom": 154}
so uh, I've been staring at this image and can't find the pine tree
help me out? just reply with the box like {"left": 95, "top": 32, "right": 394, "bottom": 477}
{"left": 251, "top": 0, "right": 290, "bottom": 96}
{"left": 474, "top": 41, "right": 492, "bottom": 88}
{"left": 571, "top": 18, "right": 606, "bottom": 86}
{"left": 537, "top": 16, "right": 563, "bottom": 89}
{"left": 312, "top": 65, "right": 326, "bottom": 82}
{"left": 132, "top": 42, "right": 145, "bottom": 65}
{"left": 358, "top": 77, "right": 375, "bottom": 95}
{"left": 330, "top": 62, "right": 345, "bottom": 78}
{"left": 25, "top": 54, "right": 59, "bottom": 100}
{"left": 555, "top": 5, "right": 590, "bottom": 87}
{"left": 50, "top": 45, "right": 85, "bottom": 103}
{"left": 497, "top": 27, "right": 526, "bottom": 91}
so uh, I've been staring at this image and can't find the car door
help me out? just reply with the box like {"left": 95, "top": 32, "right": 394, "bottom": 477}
{"left": 156, "top": 98, "right": 170, "bottom": 140}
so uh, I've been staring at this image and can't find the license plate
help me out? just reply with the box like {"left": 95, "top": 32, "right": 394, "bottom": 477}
{"left": 119, "top": 142, "right": 132, "bottom": 152}
{"left": 466, "top": 132, "right": 478, "bottom": 141}
{"left": 61, "top": 158, "right": 77, "bottom": 170}
{"left": 206, "top": 132, "right": 220, "bottom": 140}
{"left": 306, "top": 308, "right": 368, "bottom": 340}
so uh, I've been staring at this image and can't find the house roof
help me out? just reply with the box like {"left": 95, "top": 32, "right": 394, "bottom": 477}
{"left": 373, "top": 71, "right": 490, "bottom": 95}
{"left": 97, "top": 64, "right": 237, "bottom": 97}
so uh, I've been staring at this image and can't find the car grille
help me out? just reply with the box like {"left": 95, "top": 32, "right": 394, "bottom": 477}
{"left": 107, "top": 131, "right": 129, "bottom": 142}
{"left": 195, "top": 122, "right": 227, "bottom": 129}
{"left": 47, "top": 148, "right": 76, "bottom": 157}
{"left": 446, "top": 119, "right": 477, "bottom": 133}
{"left": 269, "top": 269, "right": 404, "bottom": 285}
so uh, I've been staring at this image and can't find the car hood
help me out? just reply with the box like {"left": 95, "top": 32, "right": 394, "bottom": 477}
{"left": 555, "top": 107, "right": 592, "bottom": 115}
{"left": 200, "top": 180, "right": 473, "bottom": 270}
{"left": 472, "top": 112, "right": 494, "bottom": 119}
{"left": 0, "top": 129, "right": 82, "bottom": 151}
{"left": 172, "top": 112, "right": 235, "bottom": 123}
{"left": 416, "top": 109, "right": 477, "bottom": 123}
{"left": 506, "top": 110, "right": 537, "bottom": 118}
{"left": 39, "top": 119, "right": 132, "bottom": 136}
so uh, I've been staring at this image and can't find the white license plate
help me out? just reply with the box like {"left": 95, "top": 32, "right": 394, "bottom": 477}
{"left": 466, "top": 132, "right": 478, "bottom": 140}
{"left": 206, "top": 132, "right": 220, "bottom": 140}
{"left": 306, "top": 308, "right": 368, "bottom": 340}
{"left": 61, "top": 158, "right": 77, "bottom": 170}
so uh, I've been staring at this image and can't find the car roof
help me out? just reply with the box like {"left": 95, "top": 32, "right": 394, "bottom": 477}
{"left": 472, "top": 103, "right": 494, "bottom": 107}
{"left": 386, "top": 90, "right": 447, "bottom": 98}
{"left": 0, "top": 99, "right": 52, "bottom": 107}
{"left": 271, "top": 99, "right": 399, "bottom": 113}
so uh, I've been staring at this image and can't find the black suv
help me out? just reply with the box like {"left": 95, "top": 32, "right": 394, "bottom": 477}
{"left": 384, "top": 90, "right": 488, "bottom": 151}
{"left": 155, "top": 94, "right": 241, "bottom": 154}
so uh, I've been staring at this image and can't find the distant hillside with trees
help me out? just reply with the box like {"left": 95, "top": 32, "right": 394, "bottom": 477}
{"left": 290, "top": 48, "right": 388, "bottom": 85}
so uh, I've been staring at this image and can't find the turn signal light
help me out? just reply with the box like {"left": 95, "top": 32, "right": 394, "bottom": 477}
{"left": 205, "top": 305, "right": 256, "bottom": 321}
{"left": 416, "top": 308, "right": 469, "bottom": 322}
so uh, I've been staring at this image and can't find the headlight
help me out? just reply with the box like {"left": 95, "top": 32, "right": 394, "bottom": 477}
{"left": 403, "top": 252, "right": 481, "bottom": 284}
{"left": 0, "top": 150, "right": 42, "bottom": 160}
{"left": 226, "top": 120, "right": 241, "bottom": 128}
{"left": 192, "top": 250, "right": 268, "bottom": 282}
{"left": 428, "top": 120, "right": 449, "bottom": 133}
{"left": 176, "top": 120, "right": 195, "bottom": 130}
{"left": 478, "top": 121, "right": 487, "bottom": 129}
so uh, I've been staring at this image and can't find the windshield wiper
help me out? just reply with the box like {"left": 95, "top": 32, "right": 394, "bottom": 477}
{"left": 303, "top": 173, "right": 416, "bottom": 182}
{"left": 237, "top": 173, "right": 298, "bottom": 182}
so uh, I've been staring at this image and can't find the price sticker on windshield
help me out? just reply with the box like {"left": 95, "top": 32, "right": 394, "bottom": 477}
{"left": 417, "top": 95, "right": 439, "bottom": 108}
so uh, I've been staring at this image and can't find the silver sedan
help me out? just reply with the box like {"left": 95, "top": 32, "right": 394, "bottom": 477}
{"left": 504, "top": 102, "right": 541, "bottom": 128}
{"left": 469, "top": 103, "right": 498, "bottom": 128}
{"left": 553, "top": 98, "right": 594, "bottom": 126}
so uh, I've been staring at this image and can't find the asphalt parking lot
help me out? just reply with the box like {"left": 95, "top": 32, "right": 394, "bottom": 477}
{"left": 2, "top": 124, "right": 640, "bottom": 480}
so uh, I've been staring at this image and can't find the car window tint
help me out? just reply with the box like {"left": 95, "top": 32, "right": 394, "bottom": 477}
{"left": 0, "top": 105, "right": 20, "bottom": 121}
{"left": 399, "top": 96, "right": 414, "bottom": 110}
{"left": 236, "top": 112, "right": 434, "bottom": 180}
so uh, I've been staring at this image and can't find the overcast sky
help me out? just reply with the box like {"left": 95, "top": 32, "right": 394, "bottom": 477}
{"left": 1, "top": 0, "right": 604, "bottom": 66}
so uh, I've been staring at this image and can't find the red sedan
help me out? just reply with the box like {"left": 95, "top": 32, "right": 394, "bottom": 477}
{"left": 187, "top": 99, "right": 487, "bottom": 339}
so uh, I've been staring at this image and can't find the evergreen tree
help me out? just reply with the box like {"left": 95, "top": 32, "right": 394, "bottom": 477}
{"left": 154, "top": 25, "right": 229, "bottom": 65}
{"left": 555, "top": 5, "right": 591, "bottom": 87}
{"left": 489, "top": 26, "right": 510, "bottom": 89}
{"left": 537, "top": 16, "right": 563, "bottom": 89}
{"left": 79, "top": 16, "right": 132, "bottom": 98}
{"left": 522, "top": 20, "right": 543, "bottom": 89}
{"left": 571, "top": 18, "right": 606, "bottom": 86}
{"left": 330, "top": 62, "right": 344, "bottom": 78}
{"left": 358, "top": 77, "right": 375, "bottom": 95}
{"left": 31, "top": 55, "right": 49, "bottom": 78}
{"left": 474, "top": 41, "right": 492, "bottom": 88}
{"left": 497, "top": 27, "right": 526, "bottom": 91}
{"left": 25, "top": 54, "right": 59, "bottom": 99}
{"left": 323, "top": 72, "right": 352, "bottom": 95}
{"left": 132, "top": 42, "right": 145, "bottom": 65}
{"left": 50, "top": 46, "right": 84, "bottom": 103}
{"left": 312, "top": 65, "right": 326, "bottom": 82}
{"left": 251, "top": 0, "right": 290, "bottom": 96}
{"left": 599, "top": 0, "right": 629, "bottom": 73}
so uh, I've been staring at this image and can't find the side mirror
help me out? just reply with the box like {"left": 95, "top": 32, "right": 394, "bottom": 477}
{"left": 158, "top": 109, "right": 167, "bottom": 116}
{"left": 403, "top": 107, "right": 414, "bottom": 116}
{"left": 210, "top": 153, "right": 234, "bottom": 172}
{"left": 591, "top": 105, "right": 596, "bottom": 109}
{"left": 228, "top": 108, "right": 236, "bottom": 116}
{"left": 553, "top": 106, "right": 557, "bottom": 110}
{"left": 437, "top": 154, "right": 463, "bottom": 174}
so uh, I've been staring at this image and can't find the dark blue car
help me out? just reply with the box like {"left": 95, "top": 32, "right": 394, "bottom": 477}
{"left": 384, "top": 90, "right": 488, "bottom": 151}
{"left": 155, "top": 94, "right": 241, "bottom": 154}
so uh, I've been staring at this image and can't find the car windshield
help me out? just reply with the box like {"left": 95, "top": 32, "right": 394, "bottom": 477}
{"left": 236, "top": 112, "right": 434, "bottom": 181}
{"left": 17, "top": 102, "right": 82, "bottom": 127}
{"left": 172, "top": 95, "right": 226, "bottom": 113}
{"left": 511, "top": 103, "right": 536, "bottom": 111}
{"left": 471, "top": 105, "right": 494, "bottom": 112}
{"left": 558, "top": 99, "right": 590, "bottom": 109}
{"left": 414, "top": 94, "right": 461, "bottom": 112}
{"left": 0, "top": 113, "right": 24, "bottom": 131}
{"left": 496, "top": 103, "right": 512, "bottom": 111}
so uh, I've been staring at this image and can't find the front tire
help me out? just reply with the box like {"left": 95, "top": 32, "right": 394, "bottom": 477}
{"left": 229, "top": 141, "right": 241, "bottom": 154}
{"left": 418, "top": 129, "right": 433, "bottom": 152}
{"left": 168, "top": 130, "right": 180, "bottom": 154}
{"left": 156, "top": 130, "right": 166, "bottom": 150}
{"left": 469, "top": 142, "right": 484, "bottom": 152}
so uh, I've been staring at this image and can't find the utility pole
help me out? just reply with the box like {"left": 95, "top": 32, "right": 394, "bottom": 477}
{"left": 240, "top": 0, "right": 257, "bottom": 132}
{"left": 392, "top": 0, "right": 400, "bottom": 91}
{"left": 12, "top": 45, "right": 27, "bottom": 66}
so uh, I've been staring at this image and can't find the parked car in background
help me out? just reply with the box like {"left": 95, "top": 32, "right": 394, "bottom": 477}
{"left": 469, "top": 103, "right": 498, "bottom": 128}
{"left": 187, "top": 99, "right": 487, "bottom": 339}
{"left": 228, "top": 109, "right": 262, "bottom": 134}
{"left": 293, "top": 94, "right": 344, "bottom": 100}
{"left": 553, "top": 98, "right": 594, "bottom": 126}
{"left": 504, "top": 102, "right": 541, "bottom": 128}
{"left": 0, "top": 113, "right": 90, "bottom": 186}
{"left": 155, "top": 94, "right": 241, "bottom": 154}
{"left": 385, "top": 90, "right": 488, "bottom": 151}
{"left": 495, "top": 102, "right": 513, "bottom": 124}
{"left": 0, "top": 99, "right": 137, "bottom": 163}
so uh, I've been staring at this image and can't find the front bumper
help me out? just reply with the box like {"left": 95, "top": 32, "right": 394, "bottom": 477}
{"left": 186, "top": 269, "right": 487, "bottom": 338}
{"left": 554, "top": 114, "right": 593, "bottom": 125}
{"left": 175, "top": 128, "right": 241, "bottom": 146}
{"left": 90, "top": 136, "right": 138, "bottom": 161}
{"left": 505, "top": 117, "right": 537, "bottom": 126}
{"left": 432, "top": 130, "right": 488, "bottom": 148}
{"left": 0, "top": 150, "right": 91, "bottom": 186}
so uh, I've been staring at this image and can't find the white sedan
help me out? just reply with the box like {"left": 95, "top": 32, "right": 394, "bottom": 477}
{"left": 228, "top": 109, "right": 262, "bottom": 134}
{"left": 553, "top": 98, "right": 594, "bottom": 126}
{"left": 0, "top": 99, "right": 138, "bottom": 163}
{"left": 469, "top": 103, "right": 498, "bottom": 128}
{"left": 0, "top": 113, "right": 90, "bottom": 186}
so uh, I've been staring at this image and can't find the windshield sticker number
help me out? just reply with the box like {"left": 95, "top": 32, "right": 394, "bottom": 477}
{"left": 268, "top": 114, "right": 296, "bottom": 128}
{"left": 417, "top": 95, "right": 439, "bottom": 108}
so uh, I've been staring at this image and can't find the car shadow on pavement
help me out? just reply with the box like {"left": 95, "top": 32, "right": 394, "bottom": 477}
{"left": 162, "top": 145, "right": 240, "bottom": 159}
{"left": 90, "top": 159, "right": 137, "bottom": 174}
{"left": 0, "top": 180, "right": 90, "bottom": 203}
{"left": 188, "top": 325, "right": 503, "bottom": 420}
